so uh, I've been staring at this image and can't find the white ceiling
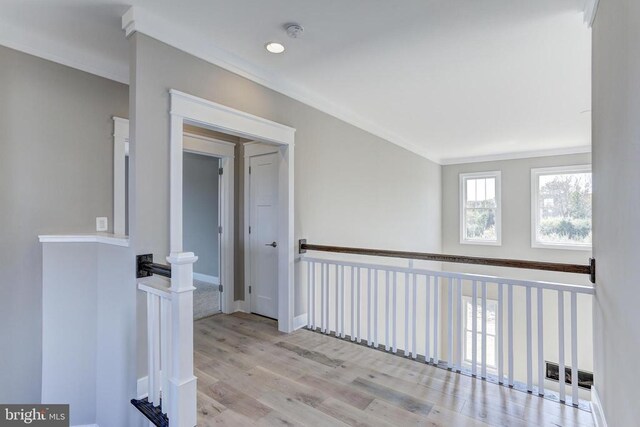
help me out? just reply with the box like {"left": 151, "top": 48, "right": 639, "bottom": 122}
{"left": 0, "top": 0, "right": 592, "bottom": 163}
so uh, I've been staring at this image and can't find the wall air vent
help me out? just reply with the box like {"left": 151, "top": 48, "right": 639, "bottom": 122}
{"left": 545, "top": 361, "right": 593, "bottom": 390}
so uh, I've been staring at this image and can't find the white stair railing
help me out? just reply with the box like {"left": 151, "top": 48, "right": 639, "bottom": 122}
{"left": 302, "top": 256, "right": 594, "bottom": 408}
{"left": 138, "top": 251, "right": 198, "bottom": 427}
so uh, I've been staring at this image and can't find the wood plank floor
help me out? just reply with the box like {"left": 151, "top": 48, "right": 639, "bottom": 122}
{"left": 194, "top": 313, "right": 594, "bottom": 427}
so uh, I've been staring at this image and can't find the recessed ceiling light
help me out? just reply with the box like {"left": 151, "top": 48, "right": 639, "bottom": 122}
{"left": 265, "top": 42, "right": 285, "bottom": 54}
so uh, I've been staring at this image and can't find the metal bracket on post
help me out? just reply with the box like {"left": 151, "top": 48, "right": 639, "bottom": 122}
{"left": 136, "top": 254, "right": 154, "bottom": 278}
{"left": 299, "top": 239, "right": 307, "bottom": 254}
{"left": 589, "top": 258, "right": 596, "bottom": 284}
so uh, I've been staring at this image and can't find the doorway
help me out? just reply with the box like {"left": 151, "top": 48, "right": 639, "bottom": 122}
{"left": 246, "top": 146, "right": 280, "bottom": 319}
{"left": 183, "top": 148, "right": 222, "bottom": 319}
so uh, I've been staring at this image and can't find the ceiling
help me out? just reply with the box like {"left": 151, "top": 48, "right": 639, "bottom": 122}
{"left": 0, "top": 0, "right": 592, "bottom": 163}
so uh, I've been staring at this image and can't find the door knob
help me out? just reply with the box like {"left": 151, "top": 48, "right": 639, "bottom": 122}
{"left": 265, "top": 241, "right": 277, "bottom": 248}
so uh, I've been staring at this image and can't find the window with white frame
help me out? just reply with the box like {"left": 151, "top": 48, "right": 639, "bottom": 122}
{"left": 462, "top": 296, "right": 498, "bottom": 370}
{"left": 460, "top": 172, "right": 501, "bottom": 245}
{"left": 531, "top": 165, "right": 592, "bottom": 250}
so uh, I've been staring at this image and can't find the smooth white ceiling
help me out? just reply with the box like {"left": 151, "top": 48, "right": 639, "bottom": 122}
{"left": 0, "top": 0, "right": 592, "bottom": 163}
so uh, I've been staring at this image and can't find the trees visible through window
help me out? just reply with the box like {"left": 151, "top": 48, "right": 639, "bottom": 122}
{"left": 460, "top": 172, "right": 501, "bottom": 245}
{"left": 531, "top": 165, "right": 592, "bottom": 249}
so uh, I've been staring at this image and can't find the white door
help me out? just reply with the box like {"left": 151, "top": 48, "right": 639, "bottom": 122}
{"left": 249, "top": 152, "right": 279, "bottom": 318}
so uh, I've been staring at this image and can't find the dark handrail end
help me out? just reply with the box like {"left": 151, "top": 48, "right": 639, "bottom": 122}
{"left": 590, "top": 258, "right": 596, "bottom": 284}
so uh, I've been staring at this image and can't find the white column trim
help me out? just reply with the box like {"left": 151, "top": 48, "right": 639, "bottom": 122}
{"left": 591, "top": 386, "right": 608, "bottom": 427}
{"left": 113, "top": 117, "right": 129, "bottom": 236}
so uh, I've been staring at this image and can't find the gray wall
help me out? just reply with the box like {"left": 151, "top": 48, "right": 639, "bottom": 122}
{"left": 183, "top": 152, "right": 219, "bottom": 277}
{"left": 592, "top": 1, "right": 640, "bottom": 425}
{"left": 441, "top": 153, "right": 593, "bottom": 397}
{"left": 0, "top": 46, "right": 128, "bottom": 403}
{"left": 129, "top": 34, "right": 442, "bottom": 375}
{"left": 442, "top": 153, "right": 592, "bottom": 284}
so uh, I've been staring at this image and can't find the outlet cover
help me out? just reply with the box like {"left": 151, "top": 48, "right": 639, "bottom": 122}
{"left": 96, "top": 217, "right": 108, "bottom": 232}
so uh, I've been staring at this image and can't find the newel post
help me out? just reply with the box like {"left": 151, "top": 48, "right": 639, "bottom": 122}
{"left": 166, "top": 251, "right": 198, "bottom": 427}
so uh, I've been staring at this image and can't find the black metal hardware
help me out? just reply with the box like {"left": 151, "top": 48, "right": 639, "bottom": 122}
{"left": 300, "top": 239, "right": 596, "bottom": 282}
{"left": 137, "top": 254, "right": 172, "bottom": 279}
{"left": 265, "top": 241, "right": 277, "bottom": 248}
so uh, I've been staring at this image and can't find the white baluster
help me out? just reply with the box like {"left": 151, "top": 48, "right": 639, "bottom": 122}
{"left": 334, "top": 264, "right": 339, "bottom": 335}
{"left": 433, "top": 276, "right": 439, "bottom": 365}
{"left": 447, "top": 278, "right": 453, "bottom": 369}
{"left": 367, "top": 268, "right": 372, "bottom": 346}
{"left": 392, "top": 271, "right": 397, "bottom": 353}
{"left": 425, "top": 275, "right": 431, "bottom": 363}
{"left": 456, "top": 279, "right": 463, "bottom": 372}
{"left": 374, "top": 270, "right": 379, "bottom": 348}
{"left": 160, "top": 297, "right": 171, "bottom": 411}
{"left": 481, "top": 281, "right": 487, "bottom": 379}
{"left": 537, "top": 287, "right": 545, "bottom": 396}
{"left": 472, "top": 280, "right": 478, "bottom": 377}
{"left": 147, "top": 293, "right": 160, "bottom": 405}
{"left": 385, "top": 271, "right": 390, "bottom": 351}
{"left": 412, "top": 274, "right": 417, "bottom": 359}
{"left": 497, "top": 283, "right": 504, "bottom": 385}
{"left": 356, "top": 267, "right": 361, "bottom": 342}
{"left": 571, "top": 292, "right": 579, "bottom": 406}
{"left": 508, "top": 285, "right": 514, "bottom": 387}
{"left": 404, "top": 272, "right": 410, "bottom": 356}
{"left": 340, "top": 265, "right": 345, "bottom": 338}
{"left": 558, "top": 290, "right": 566, "bottom": 403}
{"left": 307, "top": 262, "right": 313, "bottom": 329}
{"left": 351, "top": 266, "right": 356, "bottom": 341}
{"left": 526, "top": 286, "right": 533, "bottom": 392}
{"left": 321, "top": 262, "right": 326, "bottom": 333}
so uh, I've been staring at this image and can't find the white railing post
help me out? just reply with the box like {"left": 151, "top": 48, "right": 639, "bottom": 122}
{"left": 167, "top": 251, "right": 198, "bottom": 427}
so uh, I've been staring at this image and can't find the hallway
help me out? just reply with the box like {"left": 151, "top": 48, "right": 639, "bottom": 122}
{"left": 194, "top": 313, "right": 593, "bottom": 426}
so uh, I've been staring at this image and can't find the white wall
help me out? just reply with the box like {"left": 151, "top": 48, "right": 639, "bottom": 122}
{"left": 441, "top": 153, "right": 593, "bottom": 398}
{"left": 129, "top": 33, "right": 442, "bottom": 377}
{"left": 592, "top": 0, "right": 640, "bottom": 425}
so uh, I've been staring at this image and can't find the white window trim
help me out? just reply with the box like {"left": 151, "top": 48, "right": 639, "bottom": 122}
{"left": 459, "top": 171, "right": 502, "bottom": 246}
{"left": 530, "top": 165, "right": 592, "bottom": 251}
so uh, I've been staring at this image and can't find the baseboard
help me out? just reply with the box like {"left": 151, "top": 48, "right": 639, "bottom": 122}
{"left": 72, "top": 424, "right": 99, "bottom": 427}
{"left": 137, "top": 373, "right": 163, "bottom": 399}
{"left": 293, "top": 314, "right": 307, "bottom": 331}
{"left": 591, "top": 386, "right": 608, "bottom": 427}
{"left": 193, "top": 273, "right": 219, "bottom": 285}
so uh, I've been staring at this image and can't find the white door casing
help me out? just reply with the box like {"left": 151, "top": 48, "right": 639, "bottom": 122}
{"left": 169, "top": 90, "right": 296, "bottom": 332}
{"left": 249, "top": 152, "right": 279, "bottom": 318}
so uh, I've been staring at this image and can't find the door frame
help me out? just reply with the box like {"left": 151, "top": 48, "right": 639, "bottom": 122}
{"left": 244, "top": 142, "right": 281, "bottom": 317}
{"left": 169, "top": 89, "right": 296, "bottom": 332}
{"left": 183, "top": 132, "right": 235, "bottom": 314}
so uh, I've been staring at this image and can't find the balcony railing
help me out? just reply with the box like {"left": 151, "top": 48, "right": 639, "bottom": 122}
{"left": 299, "top": 240, "right": 594, "bottom": 409}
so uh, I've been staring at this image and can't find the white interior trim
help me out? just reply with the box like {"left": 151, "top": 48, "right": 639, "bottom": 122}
{"left": 293, "top": 314, "right": 307, "bottom": 331}
{"left": 530, "top": 164, "right": 592, "bottom": 251}
{"left": 583, "top": 0, "right": 600, "bottom": 27}
{"left": 441, "top": 145, "right": 592, "bottom": 166}
{"left": 243, "top": 142, "right": 281, "bottom": 314}
{"left": 113, "top": 117, "right": 129, "bottom": 236}
{"left": 183, "top": 132, "right": 236, "bottom": 158}
{"left": 459, "top": 171, "right": 502, "bottom": 246}
{"left": 38, "top": 233, "right": 129, "bottom": 247}
{"left": 169, "top": 89, "right": 296, "bottom": 332}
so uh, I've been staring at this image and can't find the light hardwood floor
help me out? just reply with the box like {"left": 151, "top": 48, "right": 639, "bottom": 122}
{"left": 194, "top": 313, "right": 594, "bottom": 427}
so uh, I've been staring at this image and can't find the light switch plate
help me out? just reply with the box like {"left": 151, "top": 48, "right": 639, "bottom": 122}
{"left": 96, "top": 217, "right": 108, "bottom": 232}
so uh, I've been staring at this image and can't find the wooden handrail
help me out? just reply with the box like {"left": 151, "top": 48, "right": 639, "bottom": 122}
{"left": 298, "top": 240, "right": 595, "bottom": 283}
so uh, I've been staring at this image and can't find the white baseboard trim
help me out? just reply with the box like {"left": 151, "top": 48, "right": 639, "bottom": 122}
{"left": 193, "top": 273, "right": 219, "bottom": 285}
{"left": 137, "top": 373, "right": 163, "bottom": 399}
{"left": 591, "top": 386, "right": 608, "bottom": 427}
{"left": 293, "top": 314, "right": 307, "bottom": 331}
{"left": 72, "top": 424, "right": 99, "bottom": 427}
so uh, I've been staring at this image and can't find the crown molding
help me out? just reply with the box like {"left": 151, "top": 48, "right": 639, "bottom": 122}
{"left": 440, "top": 145, "right": 591, "bottom": 166}
{"left": 121, "top": 7, "right": 437, "bottom": 163}
{"left": 583, "top": 0, "right": 600, "bottom": 28}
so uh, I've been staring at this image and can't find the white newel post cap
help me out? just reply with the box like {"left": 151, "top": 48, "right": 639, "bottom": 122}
{"left": 167, "top": 252, "right": 198, "bottom": 292}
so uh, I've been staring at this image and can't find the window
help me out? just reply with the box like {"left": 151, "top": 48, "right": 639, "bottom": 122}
{"left": 460, "top": 171, "right": 501, "bottom": 245}
{"left": 462, "top": 296, "right": 498, "bottom": 370}
{"left": 531, "top": 165, "right": 592, "bottom": 250}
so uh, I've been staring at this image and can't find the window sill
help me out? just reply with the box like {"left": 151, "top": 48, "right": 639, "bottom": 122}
{"left": 531, "top": 242, "right": 592, "bottom": 251}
